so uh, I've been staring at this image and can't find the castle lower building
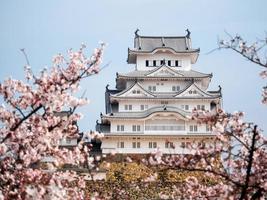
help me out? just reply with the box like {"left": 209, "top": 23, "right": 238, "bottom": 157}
{"left": 96, "top": 30, "right": 222, "bottom": 154}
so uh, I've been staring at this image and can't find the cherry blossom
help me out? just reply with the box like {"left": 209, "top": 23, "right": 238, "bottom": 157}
{"left": 148, "top": 109, "right": 267, "bottom": 199}
{"left": 0, "top": 43, "right": 104, "bottom": 199}
{"left": 218, "top": 33, "right": 267, "bottom": 105}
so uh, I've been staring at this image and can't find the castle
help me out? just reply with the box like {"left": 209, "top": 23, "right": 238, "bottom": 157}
{"left": 96, "top": 30, "right": 222, "bottom": 154}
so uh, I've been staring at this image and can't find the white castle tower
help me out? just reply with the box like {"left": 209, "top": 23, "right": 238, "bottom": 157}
{"left": 96, "top": 30, "right": 222, "bottom": 154}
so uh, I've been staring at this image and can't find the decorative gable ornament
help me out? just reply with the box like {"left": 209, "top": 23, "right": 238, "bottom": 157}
{"left": 146, "top": 65, "right": 184, "bottom": 77}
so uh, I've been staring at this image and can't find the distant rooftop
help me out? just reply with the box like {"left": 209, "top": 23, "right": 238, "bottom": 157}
{"left": 133, "top": 29, "right": 199, "bottom": 52}
{"left": 128, "top": 29, "right": 200, "bottom": 64}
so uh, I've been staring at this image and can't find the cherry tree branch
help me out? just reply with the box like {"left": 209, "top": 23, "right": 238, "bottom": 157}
{"left": 239, "top": 125, "right": 258, "bottom": 200}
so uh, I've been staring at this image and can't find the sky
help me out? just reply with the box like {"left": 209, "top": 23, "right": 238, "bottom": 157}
{"left": 0, "top": 0, "right": 266, "bottom": 133}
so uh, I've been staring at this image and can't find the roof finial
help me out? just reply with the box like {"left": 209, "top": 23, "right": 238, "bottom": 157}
{"left": 186, "top": 29, "right": 191, "bottom": 38}
{"left": 218, "top": 85, "right": 222, "bottom": 92}
{"left": 106, "top": 84, "right": 109, "bottom": 91}
{"left": 135, "top": 28, "right": 140, "bottom": 37}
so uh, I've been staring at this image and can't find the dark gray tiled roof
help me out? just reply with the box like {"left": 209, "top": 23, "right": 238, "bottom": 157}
{"left": 102, "top": 106, "right": 190, "bottom": 119}
{"left": 117, "top": 69, "right": 212, "bottom": 78}
{"left": 134, "top": 36, "right": 198, "bottom": 52}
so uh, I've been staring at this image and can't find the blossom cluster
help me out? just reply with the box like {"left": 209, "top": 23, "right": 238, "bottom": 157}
{"left": 146, "top": 109, "right": 267, "bottom": 199}
{"left": 0, "top": 43, "right": 104, "bottom": 199}
{"left": 219, "top": 33, "right": 267, "bottom": 105}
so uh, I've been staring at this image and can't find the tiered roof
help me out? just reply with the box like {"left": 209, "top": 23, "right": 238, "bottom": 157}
{"left": 127, "top": 30, "right": 200, "bottom": 64}
{"left": 117, "top": 66, "right": 212, "bottom": 79}
{"left": 102, "top": 106, "right": 190, "bottom": 120}
{"left": 110, "top": 81, "right": 221, "bottom": 101}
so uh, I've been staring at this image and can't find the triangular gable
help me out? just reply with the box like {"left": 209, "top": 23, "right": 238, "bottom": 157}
{"left": 146, "top": 65, "right": 184, "bottom": 77}
{"left": 175, "top": 83, "right": 214, "bottom": 98}
{"left": 112, "top": 82, "right": 155, "bottom": 98}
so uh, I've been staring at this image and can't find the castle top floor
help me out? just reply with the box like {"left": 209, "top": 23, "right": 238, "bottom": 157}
{"left": 127, "top": 29, "right": 200, "bottom": 71}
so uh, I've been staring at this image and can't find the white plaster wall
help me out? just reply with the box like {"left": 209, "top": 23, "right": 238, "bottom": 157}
{"left": 111, "top": 120, "right": 144, "bottom": 133}
{"left": 118, "top": 99, "right": 212, "bottom": 112}
{"left": 109, "top": 116, "right": 211, "bottom": 135}
{"left": 102, "top": 137, "right": 214, "bottom": 154}
{"left": 125, "top": 80, "right": 203, "bottom": 94}
{"left": 136, "top": 53, "right": 192, "bottom": 71}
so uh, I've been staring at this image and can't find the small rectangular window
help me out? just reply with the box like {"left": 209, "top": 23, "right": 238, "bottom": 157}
{"left": 129, "top": 105, "right": 132, "bottom": 110}
{"left": 66, "top": 138, "right": 71, "bottom": 144}
{"left": 121, "top": 125, "right": 124, "bottom": 131}
{"left": 175, "top": 60, "right": 179, "bottom": 67}
{"left": 132, "top": 125, "right": 136, "bottom": 132}
{"left": 206, "top": 124, "right": 211, "bottom": 132}
{"left": 137, "top": 142, "right": 140, "bottom": 148}
{"left": 153, "top": 142, "right": 157, "bottom": 148}
{"left": 165, "top": 141, "right": 174, "bottom": 148}
{"left": 194, "top": 125, "right": 198, "bottom": 132}
{"left": 176, "top": 86, "right": 180, "bottom": 91}
{"left": 117, "top": 125, "right": 120, "bottom": 131}
{"left": 149, "top": 142, "right": 153, "bottom": 148}
{"left": 137, "top": 125, "right": 141, "bottom": 132}
{"left": 197, "top": 105, "right": 201, "bottom": 110}
{"left": 185, "top": 105, "right": 189, "bottom": 110}
{"left": 118, "top": 141, "right": 124, "bottom": 148}
{"left": 132, "top": 142, "right": 136, "bottom": 148}
{"left": 153, "top": 86, "right": 156, "bottom": 91}
{"left": 201, "top": 105, "right": 205, "bottom": 110}
{"left": 168, "top": 60, "right": 171, "bottom": 66}
{"left": 148, "top": 86, "right": 152, "bottom": 91}
{"left": 160, "top": 60, "right": 164, "bottom": 65}
{"left": 140, "top": 105, "right": 144, "bottom": 110}
{"left": 172, "top": 86, "right": 176, "bottom": 91}
{"left": 146, "top": 60, "right": 149, "bottom": 67}
{"left": 153, "top": 60, "right": 157, "bottom": 66}
{"left": 189, "top": 125, "right": 193, "bottom": 132}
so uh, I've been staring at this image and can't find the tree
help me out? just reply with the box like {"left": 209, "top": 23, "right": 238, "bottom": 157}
{"left": 218, "top": 33, "right": 267, "bottom": 104}
{"left": 146, "top": 110, "right": 267, "bottom": 199}
{"left": 0, "top": 43, "right": 104, "bottom": 199}
{"left": 144, "top": 33, "right": 267, "bottom": 199}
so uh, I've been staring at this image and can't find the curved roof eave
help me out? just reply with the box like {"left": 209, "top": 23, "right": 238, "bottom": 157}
{"left": 128, "top": 47, "right": 200, "bottom": 54}
{"left": 110, "top": 81, "right": 156, "bottom": 98}
{"left": 102, "top": 107, "right": 190, "bottom": 120}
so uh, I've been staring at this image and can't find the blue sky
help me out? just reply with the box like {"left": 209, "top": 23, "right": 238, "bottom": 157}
{"left": 0, "top": 0, "right": 266, "bottom": 133}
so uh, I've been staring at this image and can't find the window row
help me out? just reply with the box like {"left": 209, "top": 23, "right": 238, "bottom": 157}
{"left": 116, "top": 124, "right": 211, "bottom": 132}
{"left": 124, "top": 105, "right": 148, "bottom": 111}
{"left": 145, "top": 60, "right": 181, "bottom": 67}
{"left": 116, "top": 125, "right": 141, "bottom": 132}
{"left": 117, "top": 141, "right": 157, "bottom": 149}
{"left": 122, "top": 104, "right": 207, "bottom": 111}
{"left": 181, "top": 104, "right": 206, "bottom": 111}
{"left": 117, "top": 141, "right": 207, "bottom": 149}
{"left": 148, "top": 85, "right": 181, "bottom": 92}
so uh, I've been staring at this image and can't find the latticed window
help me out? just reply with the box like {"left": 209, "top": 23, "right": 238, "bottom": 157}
{"left": 189, "top": 125, "right": 198, "bottom": 132}
{"left": 117, "top": 141, "right": 124, "bottom": 148}
{"left": 165, "top": 141, "right": 174, "bottom": 148}
{"left": 125, "top": 105, "right": 132, "bottom": 110}
{"left": 117, "top": 125, "right": 125, "bottom": 132}
{"left": 132, "top": 125, "right": 141, "bottom": 132}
